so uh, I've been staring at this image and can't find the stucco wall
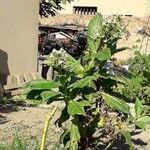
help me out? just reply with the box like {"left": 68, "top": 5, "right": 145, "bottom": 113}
{"left": 0, "top": 0, "right": 39, "bottom": 85}
{"left": 58, "top": 0, "right": 147, "bottom": 17}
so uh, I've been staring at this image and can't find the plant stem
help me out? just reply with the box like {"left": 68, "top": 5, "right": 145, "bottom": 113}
{"left": 40, "top": 105, "right": 58, "bottom": 150}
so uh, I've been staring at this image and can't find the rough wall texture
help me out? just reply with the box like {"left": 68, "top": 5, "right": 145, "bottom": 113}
{"left": 0, "top": 0, "right": 39, "bottom": 85}
{"left": 58, "top": 0, "right": 148, "bottom": 17}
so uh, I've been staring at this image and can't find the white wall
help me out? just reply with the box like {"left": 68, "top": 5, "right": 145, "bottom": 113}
{"left": 58, "top": 0, "right": 147, "bottom": 17}
{"left": 0, "top": 0, "right": 39, "bottom": 85}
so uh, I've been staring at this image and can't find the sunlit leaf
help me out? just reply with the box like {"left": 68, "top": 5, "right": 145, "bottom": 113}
{"left": 134, "top": 99, "right": 143, "bottom": 118}
{"left": 70, "top": 124, "right": 80, "bottom": 143}
{"left": 79, "top": 100, "right": 91, "bottom": 107}
{"left": 87, "top": 13, "right": 103, "bottom": 53}
{"left": 41, "top": 91, "right": 61, "bottom": 101}
{"left": 135, "top": 116, "right": 150, "bottom": 129}
{"left": 94, "top": 48, "right": 111, "bottom": 61}
{"left": 68, "top": 101, "right": 85, "bottom": 116}
{"left": 102, "top": 92, "right": 130, "bottom": 114}
{"left": 23, "top": 79, "right": 59, "bottom": 90}
{"left": 69, "top": 76, "right": 96, "bottom": 89}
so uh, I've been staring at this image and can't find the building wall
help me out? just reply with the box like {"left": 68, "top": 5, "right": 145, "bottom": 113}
{"left": 58, "top": 0, "right": 147, "bottom": 17}
{"left": 0, "top": 0, "right": 39, "bottom": 85}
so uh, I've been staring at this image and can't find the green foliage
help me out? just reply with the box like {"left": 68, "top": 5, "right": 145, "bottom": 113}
{"left": 132, "top": 99, "right": 150, "bottom": 130}
{"left": 68, "top": 101, "right": 86, "bottom": 116}
{"left": 87, "top": 14, "right": 125, "bottom": 54}
{"left": 117, "top": 51, "right": 150, "bottom": 103}
{"left": 24, "top": 14, "right": 150, "bottom": 149}
{"left": 102, "top": 92, "right": 130, "bottom": 115}
{"left": 39, "top": 0, "right": 74, "bottom": 17}
{"left": 0, "top": 135, "right": 39, "bottom": 150}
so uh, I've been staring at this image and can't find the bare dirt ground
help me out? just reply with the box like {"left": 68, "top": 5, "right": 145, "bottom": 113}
{"left": 0, "top": 102, "right": 64, "bottom": 148}
{"left": 0, "top": 101, "right": 150, "bottom": 150}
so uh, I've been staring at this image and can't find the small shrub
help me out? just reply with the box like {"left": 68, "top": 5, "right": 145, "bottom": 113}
{"left": 24, "top": 14, "right": 150, "bottom": 150}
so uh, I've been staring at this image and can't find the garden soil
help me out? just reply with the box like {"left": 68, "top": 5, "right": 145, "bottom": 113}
{"left": 0, "top": 102, "right": 150, "bottom": 150}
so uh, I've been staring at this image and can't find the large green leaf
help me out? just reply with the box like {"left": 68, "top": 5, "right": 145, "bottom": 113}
{"left": 41, "top": 91, "right": 61, "bottom": 101}
{"left": 70, "top": 124, "right": 80, "bottom": 142}
{"left": 143, "top": 54, "right": 150, "bottom": 71}
{"left": 121, "top": 130, "right": 134, "bottom": 150}
{"left": 134, "top": 99, "right": 143, "bottom": 119}
{"left": 23, "top": 79, "right": 59, "bottom": 90}
{"left": 67, "top": 101, "right": 85, "bottom": 116}
{"left": 102, "top": 92, "right": 130, "bottom": 114}
{"left": 69, "top": 76, "right": 96, "bottom": 89}
{"left": 94, "top": 48, "right": 111, "bottom": 61}
{"left": 125, "top": 77, "right": 143, "bottom": 91}
{"left": 65, "top": 54, "right": 84, "bottom": 77}
{"left": 70, "top": 124, "right": 80, "bottom": 150}
{"left": 79, "top": 100, "right": 91, "bottom": 107}
{"left": 87, "top": 13, "right": 103, "bottom": 53}
{"left": 135, "top": 116, "right": 150, "bottom": 129}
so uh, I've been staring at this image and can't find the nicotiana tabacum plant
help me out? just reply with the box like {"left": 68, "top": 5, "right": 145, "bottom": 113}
{"left": 115, "top": 50, "right": 150, "bottom": 104}
{"left": 23, "top": 14, "right": 150, "bottom": 150}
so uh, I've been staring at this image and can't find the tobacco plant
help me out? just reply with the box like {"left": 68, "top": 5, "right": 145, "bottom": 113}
{"left": 24, "top": 14, "right": 150, "bottom": 150}
{"left": 115, "top": 51, "right": 150, "bottom": 103}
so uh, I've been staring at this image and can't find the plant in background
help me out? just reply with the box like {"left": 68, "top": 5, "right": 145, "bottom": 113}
{"left": 23, "top": 14, "right": 150, "bottom": 150}
{"left": 115, "top": 50, "right": 150, "bottom": 103}
{"left": 39, "top": 0, "right": 74, "bottom": 17}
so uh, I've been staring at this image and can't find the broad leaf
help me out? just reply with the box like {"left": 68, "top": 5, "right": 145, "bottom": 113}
{"left": 87, "top": 13, "right": 103, "bottom": 53}
{"left": 135, "top": 116, "right": 150, "bottom": 129}
{"left": 121, "top": 130, "right": 134, "bottom": 150}
{"left": 70, "top": 124, "right": 80, "bottom": 144}
{"left": 23, "top": 79, "right": 59, "bottom": 90}
{"left": 69, "top": 76, "right": 96, "bottom": 89}
{"left": 102, "top": 92, "right": 130, "bottom": 114}
{"left": 41, "top": 91, "right": 61, "bottom": 101}
{"left": 143, "top": 54, "right": 150, "bottom": 71}
{"left": 65, "top": 54, "right": 84, "bottom": 77}
{"left": 79, "top": 100, "right": 91, "bottom": 107}
{"left": 94, "top": 48, "right": 111, "bottom": 61}
{"left": 68, "top": 101, "right": 85, "bottom": 116}
{"left": 134, "top": 99, "right": 143, "bottom": 119}
{"left": 70, "top": 143, "right": 78, "bottom": 150}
